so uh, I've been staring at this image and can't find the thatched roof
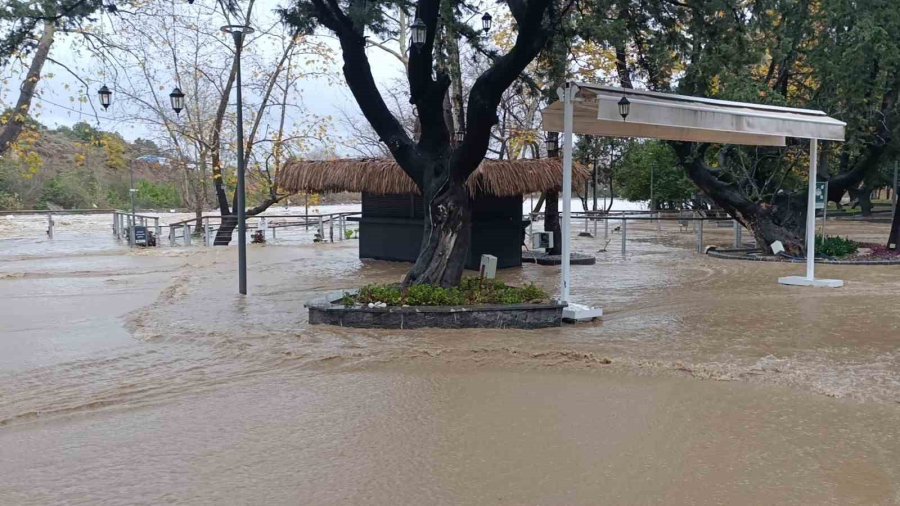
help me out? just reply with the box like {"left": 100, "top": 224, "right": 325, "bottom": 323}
{"left": 279, "top": 157, "right": 591, "bottom": 197}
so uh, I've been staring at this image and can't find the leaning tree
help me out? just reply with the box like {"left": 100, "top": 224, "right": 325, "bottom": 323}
{"left": 282, "top": 0, "right": 570, "bottom": 287}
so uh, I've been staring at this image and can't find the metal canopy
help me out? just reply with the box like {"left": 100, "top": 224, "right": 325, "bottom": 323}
{"left": 541, "top": 83, "right": 846, "bottom": 146}
{"left": 541, "top": 82, "right": 848, "bottom": 322}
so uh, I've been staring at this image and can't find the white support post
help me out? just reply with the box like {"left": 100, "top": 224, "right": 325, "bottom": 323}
{"left": 779, "top": 138, "right": 843, "bottom": 288}
{"left": 558, "top": 82, "right": 601, "bottom": 322}
{"left": 621, "top": 218, "right": 627, "bottom": 256}
{"left": 184, "top": 224, "right": 192, "bottom": 246}
{"left": 47, "top": 213, "right": 54, "bottom": 239}
{"left": 734, "top": 220, "right": 742, "bottom": 248}
{"left": 806, "top": 140, "right": 817, "bottom": 280}
{"left": 155, "top": 218, "right": 161, "bottom": 246}
{"left": 560, "top": 84, "right": 574, "bottom": 304}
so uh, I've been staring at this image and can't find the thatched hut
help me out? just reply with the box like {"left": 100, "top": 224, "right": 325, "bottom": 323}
{"left": 280, "top": 157, "right": 590, "bottom": 269}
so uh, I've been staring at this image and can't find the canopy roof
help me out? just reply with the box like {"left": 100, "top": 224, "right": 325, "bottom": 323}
{"left": 280, "top": 157, "right": 590, "bottom": 197}
{"left": 541, "top": 84, "right": 846, "bottom": 146}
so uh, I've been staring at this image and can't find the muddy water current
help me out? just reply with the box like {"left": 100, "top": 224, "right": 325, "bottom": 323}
{"left": 1, "top": 213, "right": 899, "bottom": 504}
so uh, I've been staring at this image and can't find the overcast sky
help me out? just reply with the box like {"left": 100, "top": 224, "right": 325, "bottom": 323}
{"left": 0, "top": 0, "right": 408, "bottom": 155}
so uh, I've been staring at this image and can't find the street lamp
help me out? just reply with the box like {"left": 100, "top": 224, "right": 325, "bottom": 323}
{"left": 410, "top": 18, "right": 427, "bottom": 49}
{"left": 169, "top": 87, "right": 185, "bottom": 115}
{"left": 618, "top": 96, "right": 631, "bottom": 121}
{"left": 481, "top": 12, "right": 492, "bottom": 33}
{"left": 222, "top": 24, "right": 255, "bottom": 295}
{"left": 545, "top": 135, "right": 558, "bottom": 158}
{"left": 454, "top": 129, "right": 465, "bottom": 145}
{"left": 98, "top": 85, "right": 112, "bottom": 110}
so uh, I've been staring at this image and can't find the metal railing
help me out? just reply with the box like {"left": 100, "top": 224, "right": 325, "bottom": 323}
{"left": 112, "top": 210, "right": 162, "bottom": 246}
{"left": 164, "top": 212, "right": 362, "bottom": 247}
{"left": 525, "top": 210, "right": 749, "bottom": 255}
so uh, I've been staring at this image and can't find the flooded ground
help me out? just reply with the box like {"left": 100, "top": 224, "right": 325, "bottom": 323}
{"left": 1, "top": 211, "right": 899, "bottom": 504}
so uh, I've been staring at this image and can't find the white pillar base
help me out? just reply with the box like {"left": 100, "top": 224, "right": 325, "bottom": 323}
{"left": 778, "top": 276, "right": 844, "bottom": 288}
{"left": 562, "top": 302, "right": 603, "bottom": 322}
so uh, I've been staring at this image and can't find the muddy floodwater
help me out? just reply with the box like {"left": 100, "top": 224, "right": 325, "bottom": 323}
{"left": 1, "top": 211, "right": 900, "bottom": 504}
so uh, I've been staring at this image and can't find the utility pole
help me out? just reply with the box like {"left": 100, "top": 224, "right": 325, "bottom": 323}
{"left": 222, "top": 24, "right": 255, "bottom": 295}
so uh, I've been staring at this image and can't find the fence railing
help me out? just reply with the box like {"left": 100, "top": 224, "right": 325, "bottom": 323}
{"left": 524, "top": 210, "right": 748, "bottom": 255}
{"left": 164, "top": 212, "right": 362, "bottom": 247}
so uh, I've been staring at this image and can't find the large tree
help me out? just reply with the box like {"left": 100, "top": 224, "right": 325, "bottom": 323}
{"left": 283, "top": 0, "right": 570, "bottom": 286}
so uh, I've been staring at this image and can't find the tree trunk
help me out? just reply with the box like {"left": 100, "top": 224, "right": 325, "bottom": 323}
{"left": 744, "top": 194, "right": 807, "bottom": 254}
{"left": 403, "top": 176, "right": 472, "bottom": 287}
{"left": 858, "top": 184, "right": 874, "bottom": 216}
{"left": 0, "top": 22, "right": 55, "bottom": 156}
{"left": 194, "top": 208, "right": 204, "bottom": 236}
{"left": 544, "top": 190, "right": 562, "bottom": 255}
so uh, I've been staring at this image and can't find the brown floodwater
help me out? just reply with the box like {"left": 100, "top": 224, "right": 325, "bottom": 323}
{"left": 1, "top": 216, "right": 899, "bottom": 504}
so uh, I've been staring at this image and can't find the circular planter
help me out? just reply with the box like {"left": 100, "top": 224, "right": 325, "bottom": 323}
{"left": 707, "top": 247, "right": 900, "bottom": 265}
{"left": 306, "top": 293, "right": 565, "bottom": 329}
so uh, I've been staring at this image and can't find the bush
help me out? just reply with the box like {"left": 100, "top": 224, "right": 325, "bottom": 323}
{"left": 0, "top": 191, "right": 23, "bottom": 210}
{"left": 815, "top": 235, "right": 858, "bottom": 258}
{"left": 344, "top": 278, "right": 550, "bottom": 307}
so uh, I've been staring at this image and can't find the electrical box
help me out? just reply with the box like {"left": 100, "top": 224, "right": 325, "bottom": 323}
{"left": 770, "top": 240, "right": 785, "bottom": 255}
{"left": 532, "top": 231, "right": 554, "bottom": 250}
{"left": 479, "top": 254, "right": 497, "bottom": 279}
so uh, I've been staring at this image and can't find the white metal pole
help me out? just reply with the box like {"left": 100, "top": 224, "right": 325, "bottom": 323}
{"left": 559, "top": 83, "right": 576, "bottom": 304}
{"left": 806, "top": 139, "right": 818, "bottom": 281}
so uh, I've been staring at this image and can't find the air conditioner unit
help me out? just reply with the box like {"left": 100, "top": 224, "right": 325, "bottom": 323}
{"left": 532, "top": 231, "right": 554, "bottom": 250}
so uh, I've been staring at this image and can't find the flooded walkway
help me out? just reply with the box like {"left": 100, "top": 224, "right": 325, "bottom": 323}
{"left": 1, "top": 215, "right": 899, "bottom": 504}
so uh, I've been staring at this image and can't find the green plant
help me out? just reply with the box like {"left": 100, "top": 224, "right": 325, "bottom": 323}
{"left": 815, "top": 235, "right": 858, "bottom": 258}
{"left": 344, "top": 278, "right": 550, "bottom": 307}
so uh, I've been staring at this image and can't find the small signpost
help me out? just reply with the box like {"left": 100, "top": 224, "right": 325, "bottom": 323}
{"left": 815, "top": 181, "right": 828, "bottom": 238}
{"left": 133, "top": 225, "right": 148, "bottom": 246}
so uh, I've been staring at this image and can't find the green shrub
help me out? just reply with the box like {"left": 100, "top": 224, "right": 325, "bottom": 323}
{"left": 344, "top": 278, "right": 550, "bottom": 307}
{"left": 0, "top": 191, "right": 23, "bottom": 210}
{"left": 815, "top": 235, "right": 858, "bottom": 258}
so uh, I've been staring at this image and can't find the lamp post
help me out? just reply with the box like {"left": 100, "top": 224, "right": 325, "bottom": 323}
{"left": 98, "top": 85, "right": 112, "bottom": 110}
{"left": 169, "top": 87, "right": 185, "bottom": 115}
{"left": 544, "top": 136, "right": 558, "bottom": 158}
{"left": 410, "top": 18, "right": 426, "bottom": 50}
{"left": 618, "top": 96, "right": 630, "bottom": 120}
{"left": 222, "top": 24, "right": 254, "bottom": 295}
{"left": 481, "top": 12, "right": 492, "bottom": 33}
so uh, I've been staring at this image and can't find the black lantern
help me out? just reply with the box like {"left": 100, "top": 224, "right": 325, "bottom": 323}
{"left": 481, "top": 12, "right": 492, "bottom": 33}
{"left": 545, "top": 135, "right": 558, "bottom": 156}
{"left": 618, "top": 96, "right": 630, "bottom": 121}
{"left": 410, "top": 18, "right": 427, "bottom": 49}
{"left": 98, "top": 85, "right": 112, "bottom": 110}
{"left": 169, "top": 87, "right": 185, "bottom": 115}
{"left": 454, "top": 129, "right": 465, "bottom": 144}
